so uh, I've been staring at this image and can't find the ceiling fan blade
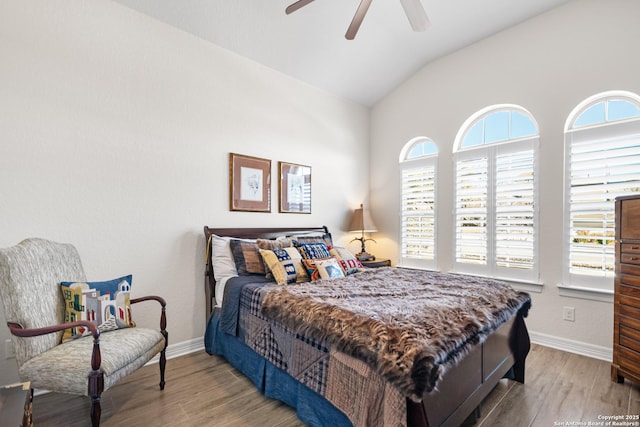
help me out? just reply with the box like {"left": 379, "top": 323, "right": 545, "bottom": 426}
{"left": 399, "top": 0, "right": 430, "bottom": 31}
{"left": 286, "top": 0, "right": 314, "bottom": 15}
{"left": 345, "top": 0, "right": 374, "bottom": 40}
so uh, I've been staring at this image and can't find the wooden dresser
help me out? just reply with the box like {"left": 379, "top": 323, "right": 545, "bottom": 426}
{"left": 612, "top": 194, "right": 640, "bottom": 384}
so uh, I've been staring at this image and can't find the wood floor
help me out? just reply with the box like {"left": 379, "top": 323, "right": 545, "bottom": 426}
{"left": 32, "top": 344, "right": 640, "bottom": 427}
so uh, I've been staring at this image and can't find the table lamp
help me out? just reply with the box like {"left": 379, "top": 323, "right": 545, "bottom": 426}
{"left": 348, "top": 203, "right": 378, "bottom": 261}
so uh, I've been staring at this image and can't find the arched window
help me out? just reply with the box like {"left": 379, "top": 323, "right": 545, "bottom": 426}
{"left": 563, "top": 91, "right": 640, "bottom": 292}
{"left": 399, "top": 137, "right": 438, "bottom": 270}
{"left": 453, "top": 105, "right": 539, "bottom": 282}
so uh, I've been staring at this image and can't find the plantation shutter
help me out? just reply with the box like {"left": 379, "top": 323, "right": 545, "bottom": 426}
{"left": 495, "top": 148, "right": 535, "bottom": 270}
{"left": 454, "top": 139, "right": 538, "bottom": 281}
{"left": 400, "top": 160, "right": 436, "bottom": 269}
{"left": 455, "top": 156, "right": 488, "bottom": 267}
{"left": 567, "top": 122, "right": 640, "bottom": 281}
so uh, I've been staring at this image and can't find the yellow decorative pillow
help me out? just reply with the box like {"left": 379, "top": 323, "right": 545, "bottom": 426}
{"left": 259, "top": 248, "right": 309, "bottom": 285}
{"left": 257, "top": 238, "right": 293, "bottom": 279}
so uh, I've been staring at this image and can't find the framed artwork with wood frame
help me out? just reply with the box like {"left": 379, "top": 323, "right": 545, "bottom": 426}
{"left": 279, "top": 161, "right": 311, "bottom": 214}
{"left": 229, "top": 153, "right": 271, "bottom": 212}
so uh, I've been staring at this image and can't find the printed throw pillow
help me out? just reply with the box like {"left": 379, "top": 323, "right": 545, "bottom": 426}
{"left": 257, "top": 238, "right": 293, "bottom": 279}
{"left": 302, "top": 257, "right": 344, "bottom": 281}
{"left": 60, "top": 274, "right": 135, "bottom": 341}
{"left": 230, "top": 239, "right": 265, "bottom": 275}
{"left": 259, "top": 248, "right": 300, "bottom": 285}
{"left": 329, "top": 246, "right": 364, "bottom": 275}
{"left": 315, "top": 257, "right": 346, "bottom": 280}
{"left": 290, "top": 233, "right": 334, "bottom": 247}
{"left": 256, "top": 237, "right": 293, "bottom": 251}
{"left": 295, "top": 241, "right": 331, "bottom": 260}
{"left": 283, "top": 247, "right": 310, "bottom": 283}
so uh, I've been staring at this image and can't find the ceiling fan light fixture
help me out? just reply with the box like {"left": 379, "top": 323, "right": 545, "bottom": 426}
{"left": 285, "top": 0, "right": 430, "bottom": 40}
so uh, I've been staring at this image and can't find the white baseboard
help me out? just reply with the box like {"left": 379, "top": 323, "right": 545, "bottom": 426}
{"left": 145, "top": 336, "right": 204, "bottom": 365}
{"left": 529, "top": 331, "right": 612, "bottom": 362}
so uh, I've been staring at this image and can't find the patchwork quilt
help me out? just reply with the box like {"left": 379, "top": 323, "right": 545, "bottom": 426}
{"left": 226, "top": 267, "right": 531, "bottom": 427}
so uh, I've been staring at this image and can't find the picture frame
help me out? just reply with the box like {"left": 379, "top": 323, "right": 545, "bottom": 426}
{"left": 279, "top": 161, "right": 311, "bottom": 214}
{"left": 229, "top": 153, "right": 271, "bottom": 212}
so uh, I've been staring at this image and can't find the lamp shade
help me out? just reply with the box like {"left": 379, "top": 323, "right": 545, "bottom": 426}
{"left": 348, "top": 204, "right": 378, "bottom": 233}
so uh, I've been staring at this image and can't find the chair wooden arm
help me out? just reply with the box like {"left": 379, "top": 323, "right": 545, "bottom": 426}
{"left": 130, "top": 295, "right": 168, "bottom": 390}
{"left": 7, "top": 320, "right": 103, "bottom": 393}
{"left": 130, "top": 295, "right": 167, "bottom": 333}
{"left": 130, "top": 295, "right": 166, "bottom": 307}
{"left": 7, "top": 320, "right": 99, "bottom": 339}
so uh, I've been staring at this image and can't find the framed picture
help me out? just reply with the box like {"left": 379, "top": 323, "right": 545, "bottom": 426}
{"left": 279, "top": 161, "right": 311, "bottom": 214}
{"left": 229, "top": 153, "right": 271, "bottom": 212}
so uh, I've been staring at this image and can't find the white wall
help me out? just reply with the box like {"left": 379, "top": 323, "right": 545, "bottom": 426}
{"left": 0, "top": 0, "right": 369, "bottom": 385}
{"left": 370, "top": 0, "right": 640, "bottom": 353}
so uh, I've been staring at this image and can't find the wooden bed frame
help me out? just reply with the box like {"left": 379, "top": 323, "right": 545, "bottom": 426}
{"left": 204, "top": 225, "right": 530, "bottom": 427}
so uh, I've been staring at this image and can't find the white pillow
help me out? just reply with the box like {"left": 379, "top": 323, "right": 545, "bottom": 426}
{"left": 214, "top": 276, "right": 233, "bottom": 307}
{"left": 316, "top": 257, "right": 346, "bottom": 280}
{"left": 210, "top": 235, "right": 255, "bottom": 282}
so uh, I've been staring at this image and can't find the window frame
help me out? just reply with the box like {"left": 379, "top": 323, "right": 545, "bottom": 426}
{"left": 453, "top": 105, "right": 540, "bottom": 283}
{"left": 399, "top": 137, "right": 438, "bottom": 270}
{"left": 562, "top": 91, "right": 640, "bottom": 294}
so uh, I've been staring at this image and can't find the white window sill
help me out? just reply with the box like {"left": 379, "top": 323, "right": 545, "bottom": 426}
{"left": 501, "top": 279, "right": 544, "bottom": 294}
{"left": 556, "top": 284, "right": 613, "bottom": 303}
{"left": 398, "top": 267, "right": 545, "bottom": 293}
{"left": 447, "top": 270, "right": 544, "bottom": 294}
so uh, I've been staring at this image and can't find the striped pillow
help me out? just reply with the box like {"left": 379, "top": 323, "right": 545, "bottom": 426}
{"left": 230, "top": 239, "right": 265, "bottom": 275}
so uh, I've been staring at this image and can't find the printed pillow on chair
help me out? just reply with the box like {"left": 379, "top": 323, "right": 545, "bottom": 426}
{"left": 60, "top": 274, "right": 135, "bottom": 341}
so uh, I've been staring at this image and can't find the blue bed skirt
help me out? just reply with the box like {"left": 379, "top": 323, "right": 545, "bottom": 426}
{"left": 204, "top": 312, "right": 352, "bottom": 427}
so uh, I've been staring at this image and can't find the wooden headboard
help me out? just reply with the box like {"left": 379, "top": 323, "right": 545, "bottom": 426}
{"left": 203, "top": 225, "right": 330, "bottom": 317}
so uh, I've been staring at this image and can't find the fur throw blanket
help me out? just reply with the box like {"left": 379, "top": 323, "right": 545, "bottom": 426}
{"left": 260, "top": 267, "right": 531, "bottom": 400}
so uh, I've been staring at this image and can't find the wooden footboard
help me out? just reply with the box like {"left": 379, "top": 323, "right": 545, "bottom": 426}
{"left": 412, "top": 306, "right": 530, "bottom": 427}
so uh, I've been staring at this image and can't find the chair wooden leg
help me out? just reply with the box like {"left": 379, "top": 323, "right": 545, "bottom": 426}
{"left": 159, "top": 348, "right": 167, "bottom": 390}
{"left": 88, "top": 335, "right": 104, "bottom": 426}
{"left": 91, "top": 396, "right": 101, "bottom": 427}
{"left": 88, "top": 373, "right": 103, "bottom": 427}
{"left": 159, "top": 329, "right": 168, "bottom": 390}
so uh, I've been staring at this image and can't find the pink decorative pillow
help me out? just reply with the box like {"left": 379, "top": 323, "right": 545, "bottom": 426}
{"left": 329, "top": 246, "right": 364, "bottom": 275}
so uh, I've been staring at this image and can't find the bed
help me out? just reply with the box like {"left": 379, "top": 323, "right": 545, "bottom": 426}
{"left": 203, "top": 226, "right": 531, "bottom": 427}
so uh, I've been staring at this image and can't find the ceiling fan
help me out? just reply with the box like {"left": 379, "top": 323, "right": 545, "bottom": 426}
{"left": 286, "top": 0, "right": 430, "bottom": 40}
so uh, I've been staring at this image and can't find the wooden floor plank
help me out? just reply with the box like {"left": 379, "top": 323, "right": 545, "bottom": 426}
{"left": 478, "top": 345, "right": 570, "bottom": 427}
{"left": 31, "top": 345, "right": 639, "bottom": 427}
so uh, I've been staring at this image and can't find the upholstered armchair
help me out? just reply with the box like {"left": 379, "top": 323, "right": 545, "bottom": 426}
{"left": 0, "top": 238, "right": 168, "bottom": 427}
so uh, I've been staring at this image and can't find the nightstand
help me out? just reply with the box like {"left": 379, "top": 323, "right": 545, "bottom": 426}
{"left": 360, "top": 259, "right": 391, "bottom": 268}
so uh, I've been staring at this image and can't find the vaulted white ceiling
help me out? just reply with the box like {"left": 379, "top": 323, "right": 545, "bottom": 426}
{"left": 112, "top": 0, "right": 571, "bottom": 106}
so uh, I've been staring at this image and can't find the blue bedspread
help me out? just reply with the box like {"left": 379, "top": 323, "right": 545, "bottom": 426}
{"left": 218, "top": 275, "right": 272, "bottom": 336}
{"left": 205, "top": 276, "right": 352, "bottom": 427}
